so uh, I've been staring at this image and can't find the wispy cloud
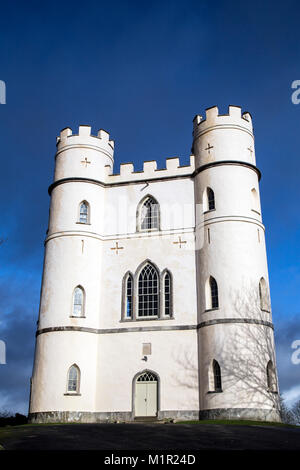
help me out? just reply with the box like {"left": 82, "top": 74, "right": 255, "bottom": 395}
{"left": 0, "top": 269, "right": 39, "bottom": 414}
{"left": 274, "top": 315, "right": 300, "bottom": 407}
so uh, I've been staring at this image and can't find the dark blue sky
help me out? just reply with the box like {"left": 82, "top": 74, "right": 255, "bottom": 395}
{"left": 0, "top": 0, "right": 299, "bottom": 413}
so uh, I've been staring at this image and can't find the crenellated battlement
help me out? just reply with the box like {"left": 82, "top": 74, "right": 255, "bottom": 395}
{"left": 56, "top": 125, "right": 115, "bottom": 155}
{"left": 193, "top": 105, "right": 253, "bottom": 139}
{"left": 105, "top": 155, "right": 195, "bottom": 184}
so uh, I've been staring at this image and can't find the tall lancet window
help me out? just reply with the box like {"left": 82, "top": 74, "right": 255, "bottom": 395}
{"left": 126, "top": 274, "right": 133, "bottom": 318}
{"left": 213, "top": 360, "right": 222, "bottom": 392}
{"left": 73, "top": 286, "right": 84, "bottom": 317}
{"left": 79, "top": 201, "right": 89, "bottom": 224}
{"left": 139, "top": 196, "right": 159, "bottom": 231}
{"left": 207, "top": 187, "right": 215, "bottom": 211}
{"left": 138, "top": 264, "right": 159, "bottom": 317}
{"left": 163, "top": 271, "right": 171, "bottom": 317}
{"left": 67, "top": 365, "right": 80, "bottom": 393}
{"left": 210, "top": 276, "right": 219, "bottom": 309}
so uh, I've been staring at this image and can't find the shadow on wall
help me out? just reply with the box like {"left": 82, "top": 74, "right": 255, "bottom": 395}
{"left": 171, "top": 282, "right": 281, "bottom": 416}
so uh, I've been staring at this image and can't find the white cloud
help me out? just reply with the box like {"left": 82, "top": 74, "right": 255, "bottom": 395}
{"left": 282, "top": 385, "right": 300, "bottom": 407}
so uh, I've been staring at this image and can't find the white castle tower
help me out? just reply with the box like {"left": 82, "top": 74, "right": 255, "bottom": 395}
{"left": 29, "top": 106, "right": 281, "bottom": 423}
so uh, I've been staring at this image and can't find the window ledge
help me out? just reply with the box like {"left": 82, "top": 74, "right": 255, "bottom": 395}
{"left": 207, "top": 390, "right": 223, "bottom": 394}
{"left": 267, "top": 390, "right": 278, "bottom": 394}
{"left": 69, "top": 316, "right": 86, "bottom": 319}
{"left": 76, "top": 222, "right": 91, "bottom": 225}
{"left": 137, "top": 228, "right": 160, "bottom": 233}
{"left": 64, "top": 393, "right": 81, "bottom": 396}
{"left": 204, "top": 308, "right": 219, "bottom": 313}
{"left": 261, "top": 308, "right": 271, "bottom": 313}
{"left": 120, "top": 316, "right": 174, "bottom": 323}
{"left": 203, "top": 209, "right": 216, "bottom": 215}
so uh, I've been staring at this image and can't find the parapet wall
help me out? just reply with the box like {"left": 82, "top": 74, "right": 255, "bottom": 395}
{"left": 53, "top": 106, "right": 254, "bottom": 186}
{"left": 105, "top": 155, "right": 195, "bottom": 184}
{"left": 53, "top": 124, "right": 194, "bottom": 185}
{"left": 56, "top": 126, "right": 115, "bottom": 160}
{"left": 192, "top": 105, "right": 256, "bottom": 166}
{"left": 193, "top": 105, "right": 253, "bottom": 139}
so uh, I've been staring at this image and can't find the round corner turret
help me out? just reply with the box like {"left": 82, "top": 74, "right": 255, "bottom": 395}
{"left": 192, "top": 105, "right": 255, "bottom": 167}
{"left": 54, "top": 125, "right": 114, "bottom": 182}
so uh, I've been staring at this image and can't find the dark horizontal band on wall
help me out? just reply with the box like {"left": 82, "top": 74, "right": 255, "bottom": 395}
{"left": 36, "top": 324, "right": 197, "bottom": 336}
{"left": 48, "top": 160, "right": 261, "bottom": 195}
{"left": 197, "top": 318, "right": 274, "bottom": 329}
{"left": 193, "top": 160, "right": 261, "bottom": 180}
{"left": 36, "top": 318, "right": 273, "bottom": 337}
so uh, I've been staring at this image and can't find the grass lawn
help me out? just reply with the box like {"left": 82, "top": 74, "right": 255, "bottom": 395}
{"left": 0, "top": 420, "right": 299, "bottom": 451}
{"left": 175, "top": 419, "right": 296, "bottom": 427}
{"left": 0, "top": 419, "right": 296, "bottom": 432}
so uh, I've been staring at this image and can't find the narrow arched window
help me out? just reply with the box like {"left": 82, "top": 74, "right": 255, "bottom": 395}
{"left": 67, "top": 365, "right": 80, "bottom": 393}
{"left": 79, "top": 201, "right": 89, "bottom": 224}
{"left": 126, "top": 274, "right": 133, "bottom": 318}
{"left": 163, "top": 271, "right": 171, "bottom": 317}
{"left": 266, "top": 360, "right": 276, "bottom": 391}
{"left": 210, "top": 276, "right": 219, "bottom": 309}
{"left": 139, "top": 196, "right": 159, "bottom": 231}
{"left": 207, "top": 188, "right": 215, "bottom": 211}
{"left": 73, "top": 286, "right": 84, "bottom": 317}
{"left": 138, "top": 264, "right": 159, "bottom": 317}
{"left": 259, "top": 277, "right": 270, "bottom": 311}
{"left": 213, "top": 360, "right": 222, "bottom": 392}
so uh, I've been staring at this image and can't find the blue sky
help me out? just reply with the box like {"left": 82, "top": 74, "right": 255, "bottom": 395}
{"left": 0, "top": 0, "right": 299, "bottom": 414}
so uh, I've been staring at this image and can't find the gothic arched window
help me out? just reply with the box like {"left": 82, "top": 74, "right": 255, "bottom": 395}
{"left": 163, "top": 270, "right": 172, "bottom": 317}
{"left": 207, "top": 188, "right": 215, "bottom": 211}
{"left": 138, "top": 263, "right": 159, "bottom": 317}
{"left": 67, "top": 365, "right": 80, "bottom": 393}
{"left": 210, "top": 276, "right": 219, "bottom": 309}
{"left": 213, "top": 360, "right": 222, "bottom": 392}
{"left": 73, "top": 286, "right": 84, "bottom": 317}
{"left": 138, "top": 196, "right": 159, "bottom": 231}
{"left": 79, "top": 201, "right": 89, "bottom": 224}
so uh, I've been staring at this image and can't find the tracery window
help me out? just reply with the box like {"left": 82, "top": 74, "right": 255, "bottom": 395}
{"left": 138, "top": 196, "right": 159, "bottom": 231}
{"left": 138, "top": 264, "right": 159, "bottom": 317}
{"left": 137, "top": 371, "right": 157, "bottom": 382}
{"left": 122, "top": 263, "right": 173, "bottom": 320}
